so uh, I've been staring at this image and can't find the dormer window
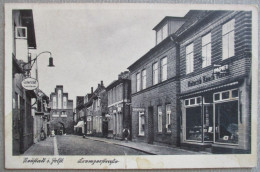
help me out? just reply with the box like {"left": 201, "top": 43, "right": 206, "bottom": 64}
{"left": 156, "top": 24, "right": 168, "bottom": 44}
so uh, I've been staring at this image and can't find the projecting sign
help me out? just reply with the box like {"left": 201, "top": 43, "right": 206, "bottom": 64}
{"left": 21, "top": 77, "right": 39, "bottom": 90}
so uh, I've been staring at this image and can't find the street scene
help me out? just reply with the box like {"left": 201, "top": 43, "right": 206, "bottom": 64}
{"left": 11, "top": 7, "right": 252, "bottom": 156}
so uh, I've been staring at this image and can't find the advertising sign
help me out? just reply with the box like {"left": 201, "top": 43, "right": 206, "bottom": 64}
{"left": 21, "top": 77, "right": 38, "bottom": 90}
{"left": 132, "top": 107, "right": 145, "bottom": 112}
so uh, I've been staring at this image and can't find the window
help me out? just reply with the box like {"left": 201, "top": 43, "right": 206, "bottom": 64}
{"left": 53, "top": 97, "right": 56, "bottom": 109}
{"left": 58, "top": 90, "right": 62, "bottom": 109}
{"left": 153, "top": 62, "right": 158, "bottom": 85}
{"left": 158, "top": 106, "right": 162, "bottom": 132}
{"left": 15, "top": 26, "right": 27, "bottom": 39}
{"left": 222, "top": 19, "right": 235, "bottom": 60}
{"left": 166, "top": 104, "right": 171, "bottom": 132}
{"left": 136, "top": 73, "right": 141, "bottom": 92}
{"left": 214, "top": 89, "right": 239, "bottom": 144}
{"left": 202, "top": 33, "right": 211, "bottom": 68}
{"left": 63, "top": 97, "right": 67, "bottom": 109}
{"left": 156, "top": 24, "right": 168, "bottom": 44}
{"left": 139, "top": 112, "right": 145, "bottom": 136}
{"left": 142, "top": 69, "right": 146, "bottom": 89}
{"left": 186, "top": 43, "right": 194, "bottom": 74}
{"left": 161, "top": 57, "right": 167, "bottom": 81}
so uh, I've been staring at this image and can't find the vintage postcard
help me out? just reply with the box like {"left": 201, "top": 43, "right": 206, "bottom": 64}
{"left": 4, "top": 3, "right": 258, "bottom": 169}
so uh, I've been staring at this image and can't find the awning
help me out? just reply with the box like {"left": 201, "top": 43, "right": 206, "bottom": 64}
{"left": 74, "top": 121, "right": 84, "bottom": 128}
{"left": 179, "top": 81, "right": 239, "bottom": 99}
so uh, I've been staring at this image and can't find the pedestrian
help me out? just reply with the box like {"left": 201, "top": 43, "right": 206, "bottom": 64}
{"left": 123, "top": 128, "right": 130, "bottom": 142}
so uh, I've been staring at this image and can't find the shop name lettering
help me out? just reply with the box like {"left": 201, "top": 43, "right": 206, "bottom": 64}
{"left": 23, "top": 157, "right": 64, "bottom": 165}
{"left": 77, "top": 158, "right": 119, "bottom": 165}
{"left": 188, "top": 73, "right": 229, "bottom": 87}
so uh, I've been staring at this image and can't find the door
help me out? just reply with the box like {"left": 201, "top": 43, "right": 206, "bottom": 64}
{"left": 147, "top": 106, "right": 154, "bottom": 144}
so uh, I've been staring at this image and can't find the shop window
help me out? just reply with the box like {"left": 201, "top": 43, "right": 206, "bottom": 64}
{"left": 142, "top": 69, "right": 146, "bottom": 89}
{"left": 158, "top": 106, "right": 162, "bottom": 132}
{"left": 232, "top": 89, "right": 238, "bottom": 98}
{"left": 215, "top": 100, "right": 238, "bottom": 144}
{"left": 222, "top": 19, "right": 235, "bottom": 60}
{"left": 186, "top": 106, "right": 202, "bottom": 141}
{"left": 186, "top": 43, "right": 194, "bottom": 74}
{"left": 166, "top": 104, "right": 171, "bottom": 133}
{"left": 136, "top": 73, "right": 141, "bottom": 92}
{"left": 222, "top": 91, "right": 230, "bottom": 99}
{"left": 202, "top": 33, "right": 212, "bottom": 68}
{"left": 153, "top": 62, "right": 158, "bottom": 85}
{"left": 161, "top": 57, "right": 167, "bottom": 82}
{"left": 203, "top": 105, "right": 213, "bottom": 142}
{"left": 190, "top": 98, "right": 195, "bottom": 105}
{"left": 185, "top": 100, "right": 189, "bottom": 106}
{"left": 204, "top": 94, "right": 213, "bottom": 104}
{"left": 214, "top": 93, "right": 220, "bottom": 101}
{"left": 139, "top": 112, "right": 145, "bottom": 136}
{"left": 196, "top": 97, "right": 201, "bottom": 104}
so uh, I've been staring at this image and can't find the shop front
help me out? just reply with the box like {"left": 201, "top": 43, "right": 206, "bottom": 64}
{"left": 180, "top": 64, "right": 251, "bottom": 153}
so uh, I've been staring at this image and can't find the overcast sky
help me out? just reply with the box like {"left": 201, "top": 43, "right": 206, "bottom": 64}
{"left": 30, "top": 6, "right": 188, "bottom": 108}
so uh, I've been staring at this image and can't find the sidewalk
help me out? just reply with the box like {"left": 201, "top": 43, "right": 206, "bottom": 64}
{"left": 23, "top": 137, "right": 54, "bottom": 155}
{"left": 85, "top": 137, "right": 210, "bottom": 155}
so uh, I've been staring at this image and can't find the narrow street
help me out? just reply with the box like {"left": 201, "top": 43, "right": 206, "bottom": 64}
{"left": 24, "top": 135, "right": 148, "bottom": 155}
{"left": 24, "top": 134, "right": 204, "bottom": 156}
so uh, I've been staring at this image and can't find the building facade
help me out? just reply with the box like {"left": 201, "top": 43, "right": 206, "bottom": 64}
{"left": 128, "top": 17, "right": 183, "bottom": 146}
{"left": 106, "top": 71, "right": 131, "bottom": 140}
{"left": 83, "top": 81, "right": 108, "bottom": 137}
{"left": 49, "top": 85, "right": 74, "bottom": 135}
{"left": 12, "top": 10, "right": 37, "bottom": 155}
{"left": 177, "top": 11, "right": 252, "bottom": 153}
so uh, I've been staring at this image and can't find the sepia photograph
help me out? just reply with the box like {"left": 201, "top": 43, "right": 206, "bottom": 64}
{"left": 4, "top": 3, "right": 258, "bottom": 169}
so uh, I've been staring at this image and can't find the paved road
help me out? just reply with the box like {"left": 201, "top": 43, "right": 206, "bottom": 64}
{"left": 56, "top": 135, "right": 147, "bottom": 155}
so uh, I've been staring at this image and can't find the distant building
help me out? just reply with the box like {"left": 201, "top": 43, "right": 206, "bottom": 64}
{"left": 49, "top": 85, "right": 74, "bottom": 135}
{"left": 12, "top": 10, "right": 37, "bottom": 155}
{"left": 106, "top": 71, "right": 131, "bottom": 140}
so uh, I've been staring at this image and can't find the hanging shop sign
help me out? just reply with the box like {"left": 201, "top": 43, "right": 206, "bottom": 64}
{"left": 132, "top": 107, "right": 145, "bottom": 112}
{"left": 21, "top": 77, "right": 39, "bottom": 90}
{"left": 187, "top": 64, "right": 229, "bottom": 87}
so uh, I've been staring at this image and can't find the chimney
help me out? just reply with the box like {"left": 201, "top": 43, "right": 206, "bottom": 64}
{"left": 101, "top": 80, "right": 103, "bottom": 86}
{"left": 91, "top": 87, "right": 93, "bottom": 94}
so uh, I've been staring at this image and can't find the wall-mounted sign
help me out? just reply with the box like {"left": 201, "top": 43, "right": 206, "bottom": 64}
{"left": 188, "top": 65, "right": 229, "bottom": 87}
{"left": 21, "top": 77, "right": 38, "bottom": 90}
{"left": 132, "top": 107, "right": 145, "bottom": 112}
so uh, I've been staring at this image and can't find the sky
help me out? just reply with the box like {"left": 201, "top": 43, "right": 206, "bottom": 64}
{"left": 29, "top": 5, "right": 188, "bottom": 108}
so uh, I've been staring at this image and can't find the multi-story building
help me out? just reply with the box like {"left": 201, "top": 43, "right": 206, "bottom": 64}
{"left": 128, "top": 17, "right": 184, "bottom": 146}
{"left": 177, "top": 11, "right": 252, "bottom": 153}
{"left": 32, "top": 89, "right": 50, "bottom": 143}
{"left": 106, "top": 71, "right": 131, "bottom": 140}
{"left": 84, "top": 81, "right": 108, "bottom": 137}
{"left": 12, "top": 10, "right": 37, "bottom": 155}
{"left": 49, "top": 85, "right": 74, "bottom": 135}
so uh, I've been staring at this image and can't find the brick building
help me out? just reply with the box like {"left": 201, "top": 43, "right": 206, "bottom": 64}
{"left": 128, "top": 17, "right": 184, "bottom": 146}
{"left": 106, "top": 71, "right": 131, "bottom": 140}
{"left": 177, "top": 11, "right": 252, "bottom": 153}
{"left": 12, "top": 10, "right": 37, "bottom": 155}
{"left": 49, "top": 85, "right": 74, "bottom": 135}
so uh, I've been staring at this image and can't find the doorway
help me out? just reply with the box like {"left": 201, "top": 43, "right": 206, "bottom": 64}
{"left": 147, "top": 106, "right": 154, "bottom": 144}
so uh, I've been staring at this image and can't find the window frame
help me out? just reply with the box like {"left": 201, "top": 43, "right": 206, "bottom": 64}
{"left": 161, "top": 57, "right": 168, "bottom": 82}
{"left": 157, "top": 106, "right": 163, "bottom": 133}
{"left": 166, "top": 104, "right": 171, "bottom": 133}
{"left": 202, "top": 33, "right": 212, "bottom": 68}
{"left": 136, "top": 72, "right": 141, "bottom": 92}
{"left": 222, "top": 19, "right": 235, "bottom": 60}
{"left": 138, "top": 112, "right": 145, "bottom": 136}
{"left": 152, "top": 62, "right": 159, "bottom": 85}
{"left": 186, "top": 43, "right": 194, "bottom": 74}
{"left": 141, "top": 69, "right": 146, "bottom": 90}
